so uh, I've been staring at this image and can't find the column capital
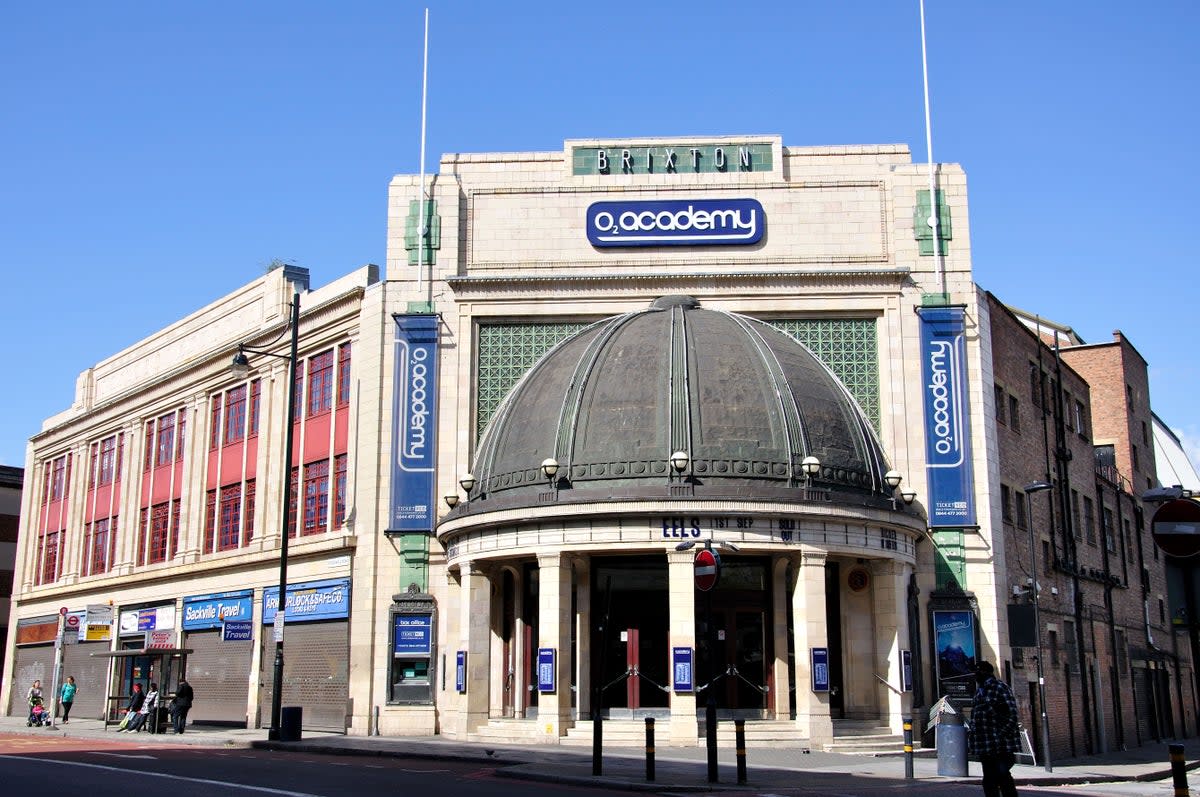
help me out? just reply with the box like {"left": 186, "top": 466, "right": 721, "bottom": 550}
{"left": 800, "top": 547, "right": 828, "bottom": 568}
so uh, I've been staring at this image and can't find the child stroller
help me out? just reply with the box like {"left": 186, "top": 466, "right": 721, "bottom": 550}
{"left": 27, "top": 696, "right": 50, "bottom": 727}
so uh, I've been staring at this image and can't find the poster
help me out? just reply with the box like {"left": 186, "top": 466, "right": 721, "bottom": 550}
{"left": 933, "top": 610, "right": 977, "bottom": 703}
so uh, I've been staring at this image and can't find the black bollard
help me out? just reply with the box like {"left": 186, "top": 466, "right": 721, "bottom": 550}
{"left": 1170, "top": 743, "right": 1188, "bottom": 797}
{"left": 903, "top": 718, "right": 914, "bottom": 779}
{"left": 706, "top": 695, "right": 718, "bottom": 783}
{"left": 735, "top": 718, "right": 747, "bottom": 784}
{"left": 592, "top": 707, "right": 603, "bottom": 776}
{"left": 645, "top": 717, "right": 655, "bottom": 782}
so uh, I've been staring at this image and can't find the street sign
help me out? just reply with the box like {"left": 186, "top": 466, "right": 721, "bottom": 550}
{"left": 65, "top": 614, "right": 80, "bottom": 629}
{"left": 1152, "top": 499, "right": 1200, "bottom": 557}
{"left": 59, "top": 607, "right": 68, "bottom": 617}
{"left": 694, "top": 548, "right": 720, "bottom": 592}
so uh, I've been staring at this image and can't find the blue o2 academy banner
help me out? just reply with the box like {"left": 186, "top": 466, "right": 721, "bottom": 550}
{"left": 392, "top": 314, "right": 439, "bottom": 532}
{"left": 917, "top": 306, "right": 976, "bottom": 527}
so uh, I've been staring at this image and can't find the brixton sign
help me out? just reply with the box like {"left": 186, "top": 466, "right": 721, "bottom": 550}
{"left": 694, "top": 548, "right": 721, "bottom": 592}
{"left": 586, "top": 199, "right": 764, "bottom": 248}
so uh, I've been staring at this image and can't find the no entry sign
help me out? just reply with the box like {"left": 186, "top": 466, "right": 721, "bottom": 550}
{"left": 1152, "top": 499, "right": 1200, "bottom": 557}
{"left": 694, "top": 548, "right": 721, "bottom": 592}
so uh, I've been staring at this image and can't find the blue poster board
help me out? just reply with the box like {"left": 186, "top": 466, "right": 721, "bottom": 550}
{"left": 917, "top": 306, "right": 977, "bottom": 527}
{"left": 537, "top": 648, "right": 556, "bottom": 693}
{"left": 672, "top": 647, "right": 694, "bottom": 692}
{"left": 393, "top": 614, "right": 433, "bottom": 657}
{"left": 455, "top": 651, "right": 466, "bottom": 693}
{"left": 183, "top": 590, "right": 253, "bottom": 631}
{"left": 811, "top": 647, "right": 830, "bottom": 692}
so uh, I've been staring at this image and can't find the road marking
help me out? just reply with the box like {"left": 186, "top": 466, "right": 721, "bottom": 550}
{"left": 0, "top": 756, "right": 327, "bottom": 797}
{"left": 94, "top": 753, "right": 157, "bottom": 759}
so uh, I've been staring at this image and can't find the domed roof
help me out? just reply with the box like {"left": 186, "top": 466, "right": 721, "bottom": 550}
{"left": 463, "top": 296, "right": 897, "bottom": 512}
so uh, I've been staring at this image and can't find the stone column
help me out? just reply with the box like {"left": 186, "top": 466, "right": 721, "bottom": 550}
{"left": 870, "top": 558, "right": 914, "bottom": 733}
{"left": 574, "top": 557, "right": 592, "bottom": 718}
{"left": 460, "top": 560, "right": 492, "bottom": 735}
{"left": 771, "top": 557, "right": 793, "bottom": 718}
{"left": 536, "top": 552, "right": 573, "bottom": 740}
{"left": 793, "top": 548, "right": 832, "bottom": 746}
{"left": 667, "top": 549, "right": 698, "bottom": 744}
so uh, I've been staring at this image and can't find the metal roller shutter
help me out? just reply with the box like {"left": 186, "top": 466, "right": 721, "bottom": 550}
{"left": 184, "top": 630, "right": 252, "bottom": 726}
{"left": 258, "top": 621, "right": 348, "bottom": 733}
{"left": 60, "top": 642, "right": 110, "bottom": 720}
{"left": 9, "top": 645, "right": 53, "bottom": 716}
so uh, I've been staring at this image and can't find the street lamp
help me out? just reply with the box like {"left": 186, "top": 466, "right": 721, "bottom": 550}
{"left": 232, "top": 289, "right": 300, "bottom": 741}
{"left": 1024, "top": 480, "right": 1054, "bottom": 773}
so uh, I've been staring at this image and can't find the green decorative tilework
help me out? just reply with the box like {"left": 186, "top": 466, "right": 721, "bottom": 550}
{"left": 914, "top": 189, "right": 952, "bottom": 256}
{"left": 476, "top": 321, "right": 591, "bottom": 439}
{"left": 767, "top": 318, "right": 880, "bottom": 432}
{"left": 399, "top": 532, "right": 429, "bottom": 592}
{"left": 404, "top": 200, "right": 441, "bottom": 265}
{"left": 932, "top": 528, "right": 966, "bottom": 591}
{"left": 572, "top": 143, "right": 773, "bottom": 175}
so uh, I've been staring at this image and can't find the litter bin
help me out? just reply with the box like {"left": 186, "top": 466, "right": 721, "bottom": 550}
{"left": 935, "top": 710, "right": 967, "bottom": 777}
{"left": 279, "top": 706, "right": 302, "bottom": 742}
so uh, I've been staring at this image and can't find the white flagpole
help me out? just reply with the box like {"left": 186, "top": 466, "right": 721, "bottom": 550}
{"left": 416, "top": 8, "right": 430, "bottom": 299}
{"left": 919, "top": 0, "right": 947, "bottom": 297}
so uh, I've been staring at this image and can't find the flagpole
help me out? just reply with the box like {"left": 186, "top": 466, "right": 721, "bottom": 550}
{"left": 416, "top": 8, "right": 430, "bottom": 299}
{"left": 919, "top": 0, "right": 947, "bottom": 298}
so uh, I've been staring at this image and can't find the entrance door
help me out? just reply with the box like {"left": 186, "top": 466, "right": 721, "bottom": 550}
{"left": 591, "top": 558, "right": 669, "bottom": 714}
{"left": 501, "top": 570, "right": 516, "bottom": 718}
{"left": 825, "top": 562, "right": 845, "bottom": 718}
{"left": 699, "top": 559, "right": 771, "bottom": 715}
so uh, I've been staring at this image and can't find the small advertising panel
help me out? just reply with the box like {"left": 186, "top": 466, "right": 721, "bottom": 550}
{"left": 222, "top": 620, "right": 253, "bottom": 642}
{"left": 393, "top": 614, "right": 433, "bottom": 657}
{"left": 537, "top": 648, "right": 556, "bottom": 693}
{"left": 901, "top": 650, "right": 913, "bottom": 692}
{"left": 455, "top": 651, "right": 466, "bottom": 693}
{"left": 933, "top": 610, "right": 977, "bottom": 704}
{"left": 811, "top": 648, "right": 830, "bottom": 692}
{"left": 672, "top": 647, "right": 694, "bottom": 692}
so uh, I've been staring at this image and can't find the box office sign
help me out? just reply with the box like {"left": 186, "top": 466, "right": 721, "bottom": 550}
{"left": 586, "top": 199, "right": 764, "bottom": 248}
{"left": 392, "top": 614, "right": 433, "bottom": 657}
{"left": 182, "top": 590, "right": 253, "bottom": 631}
{"left": 262, "top": 578, "right": 350, "bottom": 624}
{"left": 390, "top": 314, "right": 439, "bottom": 532}
{"left": 917, "top": 305, "right": 977, "bottom": 527}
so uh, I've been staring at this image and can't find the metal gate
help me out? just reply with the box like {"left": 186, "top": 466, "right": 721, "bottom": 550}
{"left": 258, "top": 621, "right": 348, "bottom": 732}
{"left": 9, "top": 645, "right": 53, "bottom": 716}
{"left": 184, "top": 630, "right": 252, "bottom": 726}
{"left": 61, "top": 641, "right": 110, "bottom": 720}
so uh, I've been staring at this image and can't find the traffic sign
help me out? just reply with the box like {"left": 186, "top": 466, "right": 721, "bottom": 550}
{"left": 65, "top": 614, "right": 80, "bottom": 629}
{"left": 694, "top": 548, "right": 721, "bottom": 592}
{"left": 1152, "top": 499, "right": 1200, "bottom": 558}
{"left": 59, "top": 607, "right": 68, "bottom": 617}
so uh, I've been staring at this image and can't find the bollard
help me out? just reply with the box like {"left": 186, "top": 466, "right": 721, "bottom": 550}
{"left": 706, "top": 696, "right": 718, "bottom": 783}
{"left": 1169, "top": 743, "right": 1188, "bottom": 797}
{"left": 592, "top": 708, "right": 603, "bottom": 776}
{"left": 735, "top": 718, "right": 747, "bottom": 784}
{"left": 903, "top": 718, "right": 914, "bottom": 779}
{"left": 645, "top": 717, "right": 655, "bottom": 782}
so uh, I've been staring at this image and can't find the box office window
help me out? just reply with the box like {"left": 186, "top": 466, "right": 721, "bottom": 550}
{"left": 390, "top": 612, "right": 433, "bottom": 704}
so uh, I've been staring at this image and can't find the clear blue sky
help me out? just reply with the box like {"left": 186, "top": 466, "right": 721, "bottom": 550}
{"left": 3, "top": 1, "right": 1198, "bottom": 476}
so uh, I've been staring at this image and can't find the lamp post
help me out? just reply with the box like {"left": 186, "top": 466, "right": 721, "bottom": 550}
{"left": 231, "top": 290, "right": 300, "bottom": 741}
{"left": 1024, "top": 480, "right": 1054, "bottom": 772}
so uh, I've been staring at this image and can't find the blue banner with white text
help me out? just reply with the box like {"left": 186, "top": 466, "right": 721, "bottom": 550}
{"left": 917, "top": 306, "right": 976, "bottom": 527}
{"left": 262, "top": 578, "right": 350, "bottom": 624}
{"left": 391, "top": 314, "right": 439, "bottom": 532}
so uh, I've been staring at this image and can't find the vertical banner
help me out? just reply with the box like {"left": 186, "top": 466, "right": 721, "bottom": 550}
{"left": 537, "top": 648, "right": 556, "bottom": 693}
{"left": 933, "top": 610, "right": 977, "bottom": 703}
{"left": 901, "top": 649, "right": 913, "bottom": 692}
{"left": 672, "top": 647, "right": 694, "bottom": 692}
{"left": 456, "top": 651, "right": 466, "bottom": 693}
{"left": 391, "top": 314, "right": 439, "bottom": 532}
{"left": 811, "top": 647, "right": 830, "bottom": 692}
{"left": 917, "top": 306, "right": 976, "bottom": 527}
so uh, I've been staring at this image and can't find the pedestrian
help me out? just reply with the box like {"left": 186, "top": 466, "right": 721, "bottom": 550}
{"left": 60, "top": 676, "right": 77, "bottom": 723}
{"left": 26, "top": 680, "right": 45, "bottom": 726}
{"left": 124, "top": 682, "right": 158, "bottom": 733}
{"left": 170, "top": 679, "right": 194, "bottom": 734}
{"left": 117, "top": 683, "right": 143, "bottom": 730}
{"left": 968, "top": 660, "right": 1021, "bottom": 797}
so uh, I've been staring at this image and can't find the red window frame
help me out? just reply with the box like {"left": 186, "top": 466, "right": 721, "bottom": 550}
{"left": 147, "top": 503, "right": 170, "bottom": 563}
{"left": 243, "top": 479, "right": 256, "bottom": 543}
{"left": 175, "top": 415, "right": 186, "bottom": 463}
{"left": 203, "top": 490, "right": 217, "bottom": 554}
{"left": 86, "top": 516, "right": 114, "bottom": 576}
{"left": 337, "top": 343, "right": 352, "bottom": 406}
{"left": 39, "top": 530, "right": 60, "bottom": 584}
{"left": 218, "top": 483, "right": 242, "bottom": 551}
{"left": 98, "top": 435, "right": 118, "bottom": 485}
{"left": 334, "top": 454, "right": 348, "bottom": 525}
{"left": 138, "top": 508, "right": 148, "bottom": 565}
{"left": 155, "top": 412, "right": 176, "bottom": 466}
{"left": 224, "top": 385, "right": 248, "bottom": 444}
{"left": 248, "top": 379, "right": 261, "bottom": 437}
{"left": 288, "top": 467, "right": 299, "bottom": 538}
{"left": 307, "top": 350, "right": 334, "bottom": 417}
{"left": 144, "top": 421, "right": 155, "bottom": 472}
{"left": 50, "top": 456, "right": 67, "bottom": 501}
{"left": 303, "top": 459, "right": 330, "bottom": 535}
{"left": 210, "top": 394, "right": 223, "bottom": 450}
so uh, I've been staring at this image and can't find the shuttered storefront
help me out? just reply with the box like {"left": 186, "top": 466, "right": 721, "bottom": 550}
{"left": 258, "top": 621, "right": 349, "bottom": 732}
{"left": 61, "top": 641, "right": 111, "bottom": 719}
{"left": 183, "top": 630, "right": 252, "bottom": 726}
{"left": 9, "top": 644, "right": 53, "bottom": 716}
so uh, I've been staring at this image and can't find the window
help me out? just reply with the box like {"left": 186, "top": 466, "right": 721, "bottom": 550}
{"left": 1142, "top": 421, "right": 1150, "bottom": 447}
{"left": 1015, "top": 491, "right": 1027, "bottom": 530}
{"left": 84, "top": 516, "right": 116, "bottom": 576}
{"left": 218, "top": 483, "right": 242, "bottom": 550}
{"left": 243, "top": 479, "right": 256, "bottom": 543}
{"left": 91, "top": 436, "right": 118, "bottom": 487}
{"left": 1064, "top": 620, "right": 1077, "bottom": 673}
{"left": 204, "top": 490, "right": 217, "bottom": 554}
{"left": 1009, "top": 395, "right": 1020, "bottom": 432}
{"left": 1001, "top": 484, "right": 1013, "bottom": 523}
{"left": 49, "top": 455, "right": 68, "bottom": 501}
{"left": 1084, "top": 497, "right": 1096, "bottom": 545}
{"left": 1030, "top": 364, "right": 1041, "bottom": 408}
{"left": 335, "top": 454, "right": 348, "bottom": 525}
{"left": 1071, "top": 490, "right": 1082, "bottom": 540}
{"left": 39, "top": 530, "right": 61, "bottom": 584}
{"left": 1042, "top": 540, "right": 1051, "bottom": 574}
{"left": 994, "top": 385, "right": 1006, "bottom": 425}
{"left": 144, "top": 421, "right": 155, "bottom": 472}
{"left": 288, "top": 467, "right": 299, "bottom": 538}
{"left": 307, "top": 350, "right": 334, "bottom": 417}
{"left": 224, "top": 385, "right": 247, "bottom": 444}
{"left": 1103, "top": 507, "right": 1116, "bottom": 552}
{"left": 303, "top": 459, "right": 330, "bottom": 535}
{"left": 1075, "top": 400, "right": 1087, "bottom": 438}
{"left": 1115, "top": 629, "right": 1127, "bottom": 673}
{"left": 293, "top": 369, "right": 304, "bottom": 419}
{"left": 1126, "top": 384, "right": 1134, "bottom": 407}
{"left": 155, "top": 412, "right": 176, "bottom": 466}
{"left": 1132, "top": 445, "right": 1140, "bottom": 473}
{"left": 1048, "top": 630, "right": 1059, "bottom": 667}
{"left": 210, "top": 394, "right": 223, "bottom": 450}
{"left": 1063, "top": 392, "right": 1073, "bottom": 431}
{"left": 249, "top": 380, "right": 261, "bottom": 436}
{"left": 147, "top": 502, "right": 171, "bottom": 563}
{"left": 175, "top": 415, "right": 186, "bottom": 463}
{"left": 337, "top": 343, "right": 352, "bottom": 406}
{"left": 1124, "top": 515, "right": 1134, "bottom": 559}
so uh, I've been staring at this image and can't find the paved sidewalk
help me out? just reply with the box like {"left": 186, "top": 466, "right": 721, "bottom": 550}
{"left": 2, "top": 715, "right": 1198, "bottom": 793}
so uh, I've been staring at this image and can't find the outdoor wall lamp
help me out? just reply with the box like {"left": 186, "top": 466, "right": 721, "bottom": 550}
{"left": 801, "top": 456, "right": 821, "bottom": 480}
{"left": 884, "top": 470, "right": 903, "bottom": 490}
{"left": 670, "top": 450, "right": 690, "bottom": 474}
{"left": 900, "top": 488, "right": 917, "bottom": 505}
{"left": 444, "top": 493, "right": 459, "bottom": 509}
{"left": 459, "top": 473, "right": 476, "bottom": 493}
{"left": 540, "top": 457, "right": 559, "bottom": 483}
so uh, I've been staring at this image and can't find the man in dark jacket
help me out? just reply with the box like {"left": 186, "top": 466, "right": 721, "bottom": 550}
{"left": 170, "top": 679, "right": 194, "bottom": 734}
{"left": 968, "top": 661, "right": 1021, "bottom": 797}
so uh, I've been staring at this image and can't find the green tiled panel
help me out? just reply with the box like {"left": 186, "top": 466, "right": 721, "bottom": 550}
{"left": 476, "top": 321, "right": 591, "bottom": 439}
{"left": 914, "top": 189, "right": 952, "bottom": 257}
{"left": 399, "top": 532, "right": 429, "bottom": 592}
{"left": 932, "top": 529, "right": 966, "bottom": 591}
{"left": 572, "top": 143, "right": 773, "bottom": 175}
{"left": 766, "top": 318, "right": 880, "bottom": 433}
{"left": 405, "top": 200, "right": 440, "bottom": 265}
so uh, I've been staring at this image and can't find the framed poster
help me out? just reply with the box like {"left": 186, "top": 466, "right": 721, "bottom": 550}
{"left": 811, "top": 647, "right": 830, "bottom": 692}
{"left": 933, "top": 610, "right": 977, "bottom": 703}
{"left": 672, "top": 647, "right": 694, "bottom": 692}
{"left": 537, "top": 648, "right": 556, "bottom": 693}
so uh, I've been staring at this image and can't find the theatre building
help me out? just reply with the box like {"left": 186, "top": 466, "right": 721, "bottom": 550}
{"left": 17, "top": 134, "right": 1175, "bottom": 750}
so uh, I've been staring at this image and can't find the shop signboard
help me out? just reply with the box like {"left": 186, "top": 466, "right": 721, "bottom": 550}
{"left": 182, "top": 590, "right": 253, "bottom": 630}
{"left": 222, "top": 620, "right": 253, "bottom": 642}
{"left": 586, "top": 199, "right": 764, "bottom": 248}
{"left": 262, "top": 578, "right": 351, "bottom": 624}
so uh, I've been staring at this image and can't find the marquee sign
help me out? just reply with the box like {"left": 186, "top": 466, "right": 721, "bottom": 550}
{"left": 391, "top": 314, "right": 439, "bottom": 532}
{"left": 917, "top": 306, "right": 976, "bottom": 527}
{"left": 587, "top": 199, "right": 764, "bottom": 248}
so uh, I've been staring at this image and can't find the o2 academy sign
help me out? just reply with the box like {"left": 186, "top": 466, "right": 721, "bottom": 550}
{"left": 587, "top": 199, "right": 764, "bottom": 247}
